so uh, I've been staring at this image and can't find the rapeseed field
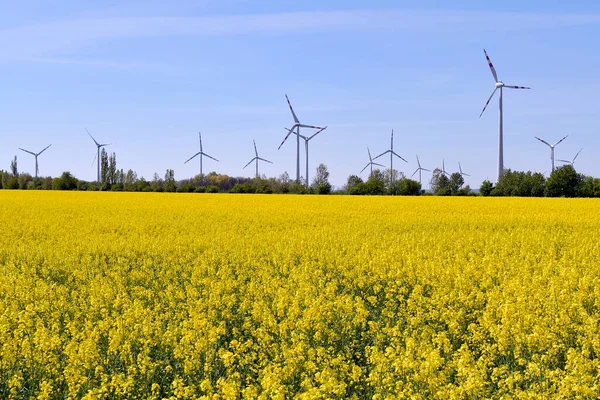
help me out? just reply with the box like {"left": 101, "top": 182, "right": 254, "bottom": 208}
{"left": 0, "top": 191, "right": 599, "bottom": 399}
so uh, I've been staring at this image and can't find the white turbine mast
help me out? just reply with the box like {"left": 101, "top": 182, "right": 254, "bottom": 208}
{"left": 479, "top": 49, "right": 531, "bottom": 182}
{"left": 534, "top": 135, "right": 568, "bottom": 172}
{"left": 373, "top": 129, "right": 408, "bottom": 186}
{"left": 360, "top": 147, "right": 385, "bottom": 176}
{"left": 278, "top": 95, "right": 325, "bottom": 185}
{"left": 184, "top": 132, "right": 219, "bottom": 176}
{"left": 243, "top": 140, "right": 273, "bottom": 178}
{"left": 18, "top": 144, "right": 52, "bottom": 178}
{"left": 86, "top": 128, "right": 110, "bottom": 182}
{"left": 411, "top": 155, "right": 430, "bottom": 186}
{"left": 557, "top": 148, "right": 582, "bottom": 167}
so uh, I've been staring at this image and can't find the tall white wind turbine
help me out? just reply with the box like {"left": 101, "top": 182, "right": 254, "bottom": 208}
{"left": 184, "top": 132, "right": 218, "bottom": 176}
{"left": 282, "top": 126, "right": 327, "bottom": 186}
{"left": 373, "top": 129, "right": 408, "bottom": 186}
{"left": 243, "top": 140, "right": 273, "bottom": 178}
{"left": 534, "top": 135, "right": 568, "bottom": 172}
{"left": 558, "top": 148, "right": 583, "bottom": 167}
{"left": 86, "top": 129, "right": 110, "bottom": 182}
{"left": 479, "top": 49, "right": 531, "bottom": 182}
{"left": 18, "top": 144, "right": 51, "bottom": 178}
{"left": 411, "top": 155, "right": 430, "bottom": 185}
{"left": 278, "top": 95, "right": 325, "bottom": 183}
{"left": 361, "top": 147, "right": 385, "bottom": 176}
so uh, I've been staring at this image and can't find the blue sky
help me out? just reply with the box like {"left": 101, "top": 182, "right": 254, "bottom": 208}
{"left": 1, "top": 1, "right": 599, "bottom": 188}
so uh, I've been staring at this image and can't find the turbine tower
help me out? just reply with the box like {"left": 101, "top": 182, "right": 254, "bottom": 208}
{"left": 184, "top": 132, "right": 218, "bottom": 176}
{"left": 373, "top": 129, "right": 408, "bottom": 186}
{"left": 279, "top": 95, "right": 325, "bottom": 183}
{"left": 534, "top": 135, "right": 568, "bottom": 172}
{"left": 282, "top": 126, "right": 327, "bottom": 186}
{"left": 86, "top": 129, "right": 110, "bottom": 182}
{"left": 411, "top": 155, "right": 430, "bottom": 186}
{"left": 360, "top": 147, "right": 385, "bottom": 176}
{"left": 243, "top": 140, "right": 273, "bottom": 178}
{"left": 479, "top": 49, "right": 531, "bottom": 182}
{"left": 558, "top": 148, "right": 582, "bottom": 167}
{"left": 18, "top": 144, "right": 51, "bottom": 178}
{"left": 458, "top": 162, "right": 470, "bottom": 178}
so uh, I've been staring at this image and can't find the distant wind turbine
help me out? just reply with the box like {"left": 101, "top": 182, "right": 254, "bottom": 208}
{"left": 360, "top": 147, "right": 385, "bottom": 176}
{"left": 458, "top": 162, "right": 470, "bottom": 177}
{"left": 557, "top": 148, "right": 582, "bottom": 167}
{"left": 534, "top": 135, "right": 568, "bottom": 172}
{"left": 86, "top": 129, "right": 110, "bottom": 182}
{"left": 243, "top": 140, "right": 273, "bottom": 178}
{"left": 479, "top": 49, "right": 531, "bottom": 182}
{"left": 283, "top": 126, "right": 327, "bottom": 186}
{"left": 373, "top": 129, "right": 408, "bottom": 186}
{"left": 19, "top": 144, "right": 51, "bottom": 178}
{"left": 185, "top": 132, "right": 218, "bottom": 176}
{"left": 411, "top": 155, "right": 430, "bottom": 186}
{"left": 278, "top": 95, "right": 325, "bottom": 183}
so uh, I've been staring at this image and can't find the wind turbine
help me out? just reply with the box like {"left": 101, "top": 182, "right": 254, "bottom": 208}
{"left": 185, "top": 132, "right": 218, "bottom": 176}
{"left": 278, "top": 95, "right": 325, "bottom": 183}
{"left": 86, "top": 129, "right": 110, "bottom": 182}
{"left": 373, "top": 129, "right": 408, "bottom": 186}
{"left": 440, "top": 159, "right": 450, "bottom": 177}
{"left": 283, "top": 126, "right": 327, "bottom": 186}
{"left": 479, "top": 49, "right": 531, "bottom": 182}
{"left": 360, "top": 147, "right": 385, "bottom": 176}
{"left": 18, "top": 144, "right": 51, "bottom": 178}
{"left": 411, "top": 155, "right": 430, "bottom": 185}
{"left": 534, "top": 135, "right": 568, "bottom": 172}
{"left": 458, "top": 162, "right": 470, "bottom": 178}
{"left": 243, "top": 140, "right": 273, "bottom": 178}
{"left": 558, "top": 148, "right": 583, "bottom": 168}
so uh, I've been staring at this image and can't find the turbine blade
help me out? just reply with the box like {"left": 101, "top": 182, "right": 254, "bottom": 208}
{"left": 38, "top": 144, "right": 52, "bottom": 155}
{"left": 392, "top": 151, "right": 408, "bottom": 163}
{"left": 258, "top": 157, "right": 273, "bottom": 164}
{"left": 534, "top": 136, "right": 551, "bottom": 147}
{"left": 372, "top": 150, "right": 389, "bottom": 160}
{"left": 573, "top": 148, "right": 583, "bottom": 162}
{"left": 368, "top": 147, "right": 372, "bottom": 161}
{"left": 373, "top": 162, "right": 385, "bottom": 168}
{"left": 422, "top": 168, "right": 431, "bottom": 172}
{"left": 278, "top": 128, "right": 295, "bottom": 150}
{"left": 19, "top": 148, "right": 36, "bottom": 156}
{"left": 285, "top": 94, "right": 300, "bottom": 123}
{"left": 184, "top": 152, "right": 201, "bottom": 164}
{"left": 86, "top": 128, "right": 100, "bottom": 146}
{"left": 479, "top": 87, "right": 498, "bottom": 118}
{"left": 416, "top": 155, "right": 421, "bottom": 168}
{"left": 504, "top": 85, "right": 531, "bottom": 89}
{"left": 199, "top": 132, "right": 203, "bottom": 152}
{"left": 253, "top": 140, "right": 258, "bottom": 157}
{"left": 411, "top": 169, "right": 419, "bottom": 177}
{"left": 556, "top": 159, "right": 570, "bottom": 164}
{"left": 243, "top": 158, "right": 256, "bottom": 169}
{"left": 483, "top": 49, "right": 499, "bottom": 82}
{"left": 202, "top": 152, "right": 219, "bottom": 162}
{"left": 554, "top": 135, "right": 569, "bottom": 146}
{"left": 91, "top": 152, "right": 97, "bottom": 167}
{"left": 360, "top": 164, "right": 370, "bottom": 173}
{"left": 308, "top": 126, "right": 327, "bottom": 140}
{"left": 299, "top": 124, "right": 324, "bottom": 130}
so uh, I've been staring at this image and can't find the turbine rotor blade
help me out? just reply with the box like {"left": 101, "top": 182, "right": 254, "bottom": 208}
{"left": 38, "top": 144, "right": 52, "bottom": 155}
{"left": 308, "top": 126, "right": 327, "bottom": 140}
{"left": 253, "top": 140, "right": 258, "bottom": 157}
{"left": 554, "top": 135, "right": 569, "bottom": 146}
{"left": 278, "top": 128, "right": 295, "bottom": 150}
{"left": 556, "top": 159, "right": 570, "bottom": 164}
{"left": 285, "top": 94, "right": 300, "bottom": 123}
{"left": 422, "top": 168, "right": 431, "bottom": 172}
{"left": 243, "top": 158, "right": 256, "bottom": 169}
{"left": 184, "top": 152, "right": 201, "bottom": 164}
{"left": 202, "top": 152, "right": 219, "bottom": 162}
{"left": 372, "top": 150, "right": 390, "bottom": 160}
{"left": 479, "top": 87, "right": 498, "bottom": 118}
{"left": 411, "top": 169, "right": 419, "bottom": 177}
{"left": 504, "top": 85, "right": 531, "bottom": 89}
{"left": 299, "top": 124, "right": 324, "bottom": 130}
{"left": 573, "top": 148, "right": 583, "bottom": 162}
{"left": 360, "top": 164, "right": 370, "bottom": 173}
{"left": 392, "top": 151, "right": 408, "bottom": 163}
{"left": 19, "top": 148, "right": 36, "bottom": 156}
{"left": 534, "top": 136, "right": 551, "bottom": 147}
{"left": 86, "top": 128, "right": 100, "bottom": 146}
{"left": 91, "top": 152, "right": 97, "bottom": 167}
{"left": 372, "top": 162, "right": 385, "bottom": 168}
{"left": 483, "top": 49, "right": 499, "bottom": 82}
{"left": 258, "top": 157, "right": 273, "bottom": 164}
{"left": 367, "top": 147, "right": 372, "bottom": 161}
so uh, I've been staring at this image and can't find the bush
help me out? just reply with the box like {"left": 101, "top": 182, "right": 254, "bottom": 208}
{"left": 206, "top": 185, "right": 219, "bottom": 193}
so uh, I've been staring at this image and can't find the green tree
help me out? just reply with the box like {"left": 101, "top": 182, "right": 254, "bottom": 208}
{"left": 430, "top": 169, "right": 450, "bottom": 195}
{"left": 165, "top": 169, "right": 176, "bottom": 192}
{"left": 480, "top": 180, "right": 494, "bottom": 196}
{"left": 449, "top": 173, "right": 464, "bottom": 195}
{"left": 312, "top": 163, "right": 331, "bottom": 194}
{"left": 545, "top": 165, "right": 582, "bottom": 197}
{"left": 10, "top": 156, "right": 17, "bottom": 176}
{"left": 52, "top": 171, "right": 78, "bottom": 190}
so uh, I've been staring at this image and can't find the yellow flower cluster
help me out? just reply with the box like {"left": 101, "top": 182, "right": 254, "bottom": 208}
{"left": 1, "top": 191, "right": 599, "bottom": 399}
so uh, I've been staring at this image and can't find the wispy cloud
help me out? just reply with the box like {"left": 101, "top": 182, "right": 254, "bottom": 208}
{"left": 1, "top": 9, "right": 600, "bottom": 63}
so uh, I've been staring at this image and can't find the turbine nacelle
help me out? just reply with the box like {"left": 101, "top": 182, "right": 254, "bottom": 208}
{"left": 495, "top": 82, "right": 504, "bottom": 88}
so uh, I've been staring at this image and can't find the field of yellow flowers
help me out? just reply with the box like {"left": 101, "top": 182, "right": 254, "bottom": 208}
{"left": 1, "top": 191, "right": 599, "bottom": 399}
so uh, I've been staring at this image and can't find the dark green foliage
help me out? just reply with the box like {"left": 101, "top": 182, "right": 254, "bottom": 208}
{"left": 544, "top": 165, "right": 582, "bottom": 197}
{"left": 492, "top": 170, "right": 546, "bottom": 197}
{"left": 480, "top": 180, "right": 494, "bottom": 197}
{"left": 52, "top": 172, "right": 78, "bottom": 190}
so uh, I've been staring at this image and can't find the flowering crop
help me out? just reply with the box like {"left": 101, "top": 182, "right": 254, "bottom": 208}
{"left": 1, "top": 191, "right": 599, "bottom": 399}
